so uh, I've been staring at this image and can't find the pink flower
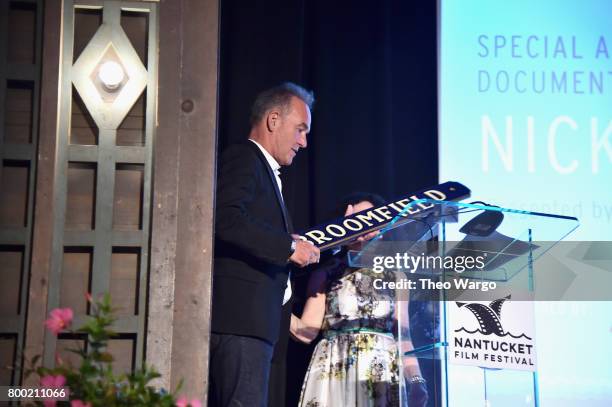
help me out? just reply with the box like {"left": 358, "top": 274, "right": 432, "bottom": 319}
{"left": 71, "top": 400, "right": 92, "bottom": 407}
{"left": 176, "top": 397, "right": 201, "bottom": 407}
{"left": 40, "top": 374, "right": 66, "bottom": 387}
{"left": 44, "top": 308, "right": 73, "bottom": 334}
{"left": 40, "top": 375, "right": 66, "bottom": 407}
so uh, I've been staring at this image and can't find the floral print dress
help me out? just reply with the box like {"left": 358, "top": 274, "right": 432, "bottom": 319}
{"left": 298, "top": 266, "right": 407, "bottom": 407}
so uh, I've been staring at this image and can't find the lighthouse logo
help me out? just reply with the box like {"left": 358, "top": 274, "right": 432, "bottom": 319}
{"left": 449, "top": 296, "right": 537, "bottom": 371}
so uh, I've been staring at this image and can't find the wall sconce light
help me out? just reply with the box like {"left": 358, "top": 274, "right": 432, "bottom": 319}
{"left": 88, "top": 48, "right": 130, "bottom": 104}
{"left": 98, "top": 60, "right": 125, "bottom": 91}
{"left": 72, "top": 26, "right": 148, "bottom": 129}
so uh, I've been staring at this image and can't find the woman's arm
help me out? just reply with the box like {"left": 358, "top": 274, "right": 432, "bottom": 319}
{"left": 396, "top": 300, "right": 423, "bottom": 378}
{"left": 395, "top": 272, "right": 429, "bottom": 407}
{"left": 394, "top": 273, "right": 423, "bottom": 378}
{"left": 290, "top": 269, "right": 328, "bottom": 344}
{"left": 394, "top": 273, "right": 429, "bottom": 407}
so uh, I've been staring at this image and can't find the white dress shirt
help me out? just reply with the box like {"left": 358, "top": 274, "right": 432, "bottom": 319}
{"left": 249, "top": 139, "right": 292, "bottom": 305}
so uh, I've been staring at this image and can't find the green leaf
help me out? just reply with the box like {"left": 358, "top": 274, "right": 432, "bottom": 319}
{"left": 98, "top": 352, "right": 114, "bottom": 363}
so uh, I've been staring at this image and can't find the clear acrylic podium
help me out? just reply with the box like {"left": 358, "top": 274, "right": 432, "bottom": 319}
{"left": 346, "top": 200, "right": 579, "bottom": 407}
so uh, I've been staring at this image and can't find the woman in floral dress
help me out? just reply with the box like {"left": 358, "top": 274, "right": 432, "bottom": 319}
{"left": 290, "top": 193, "right": 428, "bottom": 407}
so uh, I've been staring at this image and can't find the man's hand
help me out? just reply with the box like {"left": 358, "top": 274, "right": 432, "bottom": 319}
{"left": 289, "top": 236, "right": 320, "bottom": 268}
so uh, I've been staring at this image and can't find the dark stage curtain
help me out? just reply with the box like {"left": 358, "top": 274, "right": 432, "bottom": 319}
{"left": 218, "top": 1, "right": 439, "bottom": 405}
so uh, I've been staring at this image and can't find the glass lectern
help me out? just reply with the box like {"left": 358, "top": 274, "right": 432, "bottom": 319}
{"left": 347, "top": 200, "right": 579, "bottom": 407}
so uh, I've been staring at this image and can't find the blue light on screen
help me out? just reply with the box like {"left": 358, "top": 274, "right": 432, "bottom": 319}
{"left": 439, "top": 0, "right": 612, "bottom": 405}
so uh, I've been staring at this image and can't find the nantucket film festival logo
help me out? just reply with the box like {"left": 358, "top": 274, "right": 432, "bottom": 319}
{"left": 450, "top": 296, "right": 537, "bottom": 371}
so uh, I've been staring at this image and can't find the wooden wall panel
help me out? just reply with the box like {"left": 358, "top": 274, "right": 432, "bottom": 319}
{"left": 7, "top": 2, "right": 36, "bottom": 64}
{"left": 110, "top": 248, "right": 139, "bottom": 316}
{"left": 108, "top": 336, "right": 135, "bottom": 375}
{"left": 113, "top": 164, "right": 143, "bottom": 230}
{"left": 60, "top": 248, "right": 92, "bottom": 314}
{"left": 4, "top": 81, "right": 34, "bottom": 144}
{"left": 37, "top": 0, "right": 158, "bottom": 376}
{"left": 0, "top": 161, "right": 29, "bottom": 227}
{"left": 0, "top": 247, "right": 24, "bottom": 316}
{"left": 73, "top": 8, "right": 102, "bottom": 63}
{"left": 0, "top": 335, "right": 17, "bottom": 385}
{"left": 116, "top": 92, "right": 145, "bottom": 146}
{"left": 65, "top": 163, "right": 96, "bottom": 230}
{"left": 22, "top": 0, "right": 58, "bottom": 387}
{"left": 121, "top": 11, "right": 148, "bottom": 67}
{"left": 70, "top": 89, "right": 98, "bottom": 145}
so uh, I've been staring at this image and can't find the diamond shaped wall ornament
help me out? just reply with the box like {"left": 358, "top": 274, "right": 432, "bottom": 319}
{"left": 72, "top": 23, "right": 147, "bottom": 130}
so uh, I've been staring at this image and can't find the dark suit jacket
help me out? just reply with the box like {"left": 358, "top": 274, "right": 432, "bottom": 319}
{"left": 211, "top": 141, "right": 293, "bottom": 345}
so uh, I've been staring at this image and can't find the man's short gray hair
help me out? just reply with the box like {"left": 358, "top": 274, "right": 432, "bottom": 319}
{"left": 250, "top": 82, "right": 315, "bottom": 126}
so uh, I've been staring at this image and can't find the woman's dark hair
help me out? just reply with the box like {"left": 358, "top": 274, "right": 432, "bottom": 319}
{"left": 333, "top": 192, "right": 386, "bottom": 219}
{"left": 319, "top": 192, "right": 387, "bottom": 272}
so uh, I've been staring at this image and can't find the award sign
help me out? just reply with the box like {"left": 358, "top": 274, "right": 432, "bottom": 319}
{"left": 300, "top": 181, "right": 470, "bottom": 250}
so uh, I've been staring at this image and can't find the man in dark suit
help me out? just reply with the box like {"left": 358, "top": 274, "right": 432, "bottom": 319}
{"left": 209, "top": 83, "right": 320, "bottom": 407}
